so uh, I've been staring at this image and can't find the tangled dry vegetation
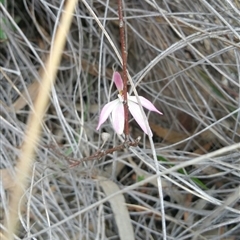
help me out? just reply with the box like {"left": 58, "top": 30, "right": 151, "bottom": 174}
{"left": 1, "top": 0, "right": 240, "bottom": 239}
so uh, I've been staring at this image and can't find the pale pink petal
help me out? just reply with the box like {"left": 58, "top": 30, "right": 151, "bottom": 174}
{"left": 113, "top": 72, "right": 123, "bottom": 91}
{"left": 112, "top": 102, "right": 124, "bottom": 134}
{"left": 128, "top": 101, "right": 153, "bottom": 137}
{"left": 129, "top": 96, "right": 162, "bottom": 114}
{"left": 96, "top": 99, "right": 119, "bottom": 130}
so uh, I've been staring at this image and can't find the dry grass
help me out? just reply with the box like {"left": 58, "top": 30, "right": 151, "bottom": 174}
{"left": 1, "top": 0, "right": 240, "bottom": 239}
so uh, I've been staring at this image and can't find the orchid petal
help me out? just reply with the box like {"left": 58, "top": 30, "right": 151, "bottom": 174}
{"left": 96, "top": 99, "right": 119, "bottom": 130}
{"left": 112, "top": 102, "right": 124, "bottom": 134}
{"left": 129, "top": 96, "right": 162, "bottom": 114}
{"left": 113, "top": 72, "right": 123, "bottom": 91}
{"left": 128, "top": 101, "right": 153, "bottom": 137}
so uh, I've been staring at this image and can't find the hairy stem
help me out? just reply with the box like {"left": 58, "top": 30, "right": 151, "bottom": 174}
{"left": 118, "top": 0, "right": 129, "bottom": 139}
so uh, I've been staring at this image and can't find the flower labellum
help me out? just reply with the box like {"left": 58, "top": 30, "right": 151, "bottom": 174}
{"left": 96, "top": 72, "right": 162, "bottom": 137}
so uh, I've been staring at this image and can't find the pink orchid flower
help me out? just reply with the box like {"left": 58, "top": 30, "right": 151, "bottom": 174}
{"left": 96, "top": 72, "right": 162, "bottom": 137}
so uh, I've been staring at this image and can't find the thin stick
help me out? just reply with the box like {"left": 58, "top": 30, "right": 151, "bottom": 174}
{"left": 69, "top": 137, "right": 140, "bottom": 167}
{"left": 48, "top": 137, "right": 141, "bottom": 168}
{"left": 117, "top": 0, "right": 129, "bottom": 139}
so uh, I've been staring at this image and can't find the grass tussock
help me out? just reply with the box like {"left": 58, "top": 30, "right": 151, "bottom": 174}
{"left": 1, "top": 0, "right": 240, "bottom": 239}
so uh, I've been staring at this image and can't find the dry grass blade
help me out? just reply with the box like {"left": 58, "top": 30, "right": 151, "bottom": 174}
{"left": 0, "top": 168, "right": 15, "bottom": 190}
{"left": 2, "top": 0, "right": 78, "bottom": 238}
{"left": 97, "top": 176, "right": 135, "bottom": 240}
